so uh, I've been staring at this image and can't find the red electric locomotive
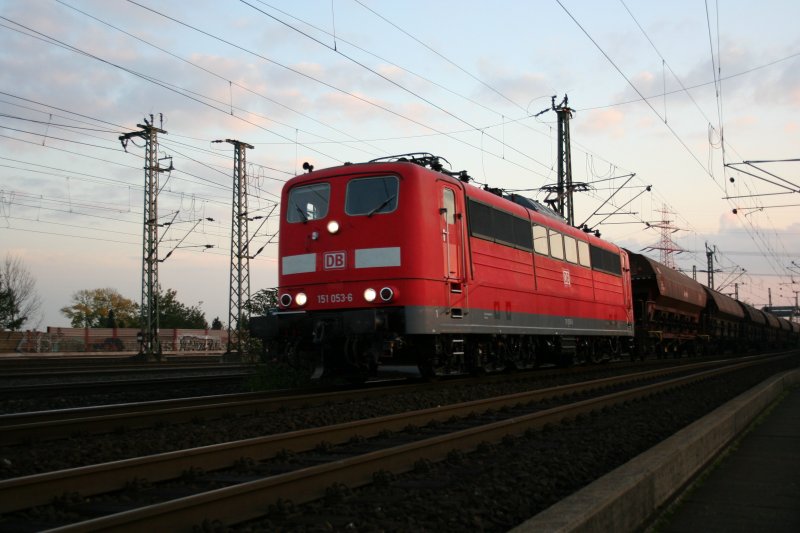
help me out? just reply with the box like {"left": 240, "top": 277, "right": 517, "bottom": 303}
{"left": 251, "top": 154, "right": 634, "bottom": 379}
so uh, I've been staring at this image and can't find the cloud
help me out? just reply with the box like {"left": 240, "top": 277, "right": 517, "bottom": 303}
{"left": 472, "top": 60, "right": 552, "bottom": 112}
{"left": 582, "top": 108, "right": 627, "bottom": 138}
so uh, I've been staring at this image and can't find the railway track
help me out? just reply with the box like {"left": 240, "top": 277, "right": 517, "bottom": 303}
{"left": 0, "top": 353, "right": 792, "bottom": 531}
{"left": 0, "top": 356, "right": 738, "bottom": 444}
{"left": 0, "top": 371, "right": 254, "bottom": 402}
{"left": 0, "top": 361, "right": 233, "bottom": 377}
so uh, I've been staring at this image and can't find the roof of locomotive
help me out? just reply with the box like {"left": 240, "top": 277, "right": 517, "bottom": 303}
{"left": 281, "top": 159, "right": 437, "bottom": 189}
{"left": 286, "top": 156, "right": 623, "bottom": 254}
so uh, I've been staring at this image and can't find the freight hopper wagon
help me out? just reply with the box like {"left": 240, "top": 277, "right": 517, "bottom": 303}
{"left": 701, "top": 285, "right": 745, "bottom": 353}
{"left": 251, "top": 154, "right": 634, "bottom": 379}
{"left": 738, "top": 302, "right": 768, "bottom": 351}
{"left": 627, "top": 252, "right": 708, "bottom": 357}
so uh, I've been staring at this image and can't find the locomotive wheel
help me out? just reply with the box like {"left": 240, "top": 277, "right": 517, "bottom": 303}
{"left": 507, "top": 338, "right": 537, "bottom": 370}
{"left": 477, "top": 343, "right": 506, "bottom": 374}
{"left": 419, "top": 336, "right": 469, "bottom": 378}
{"left": 573, "top": 339, "right": 589, "bottom": 366}
{"left": 342, "top": 337, "right": 370, "bottom": 383}
{"left": 590, "top": 342, "right": 603, "bottom": 364}
{"left": 418, "top": 355, "right": 467, "bottom": 378}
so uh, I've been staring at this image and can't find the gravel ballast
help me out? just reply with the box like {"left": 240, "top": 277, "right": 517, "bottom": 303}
{"left": 0, "top": 355, "right": 796, "bottom": 531}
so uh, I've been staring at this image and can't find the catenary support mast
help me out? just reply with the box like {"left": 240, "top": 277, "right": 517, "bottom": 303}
{"left": 555, "top": 95, "right": 575, "bottom": 225}
{"left": 539, "top": 95, "right": 588, "bottom": 226}
{"left": 119, "top": 115, "right": 170, "bottom": 360}
{"left": 216, "top": 139, "right": 254, "bottom": 358}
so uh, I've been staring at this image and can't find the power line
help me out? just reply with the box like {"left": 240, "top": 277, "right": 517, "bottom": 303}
{"left": 0, "top": 112, "right": 120, "bottom": 133}
{"left": 251, "top": 0, "right": 507, "bottom": 119}
{"left": 120, "top": 0, "right": 550, "bottom": 178}
{"left": 555, "top": 1, "right": 715, "bottom": 182}
{"left": 0, "top": 15, "right": 346, "bottom": 164}
{"left": 352, "top": 0, "right": 526, "bottom": 113}
{"left": 55, "top": 0, "right": 385, "bottom": 159}
{"left": 0, "top": 91, "right": 129, "bottom": 130}
{"left": 618, "top": 0, "right": 715, "bottom": 126}
{"left": 576, "top": 50, "right": 800, "bottom": 113}
{"left": 241, "top": 0, "right": 553, "bottom": 175}
{"left": 0, "top": 124, "right": 121, "bottom": 152}
{"left": 555, "top": 0, "right": 795, "bottom": 286}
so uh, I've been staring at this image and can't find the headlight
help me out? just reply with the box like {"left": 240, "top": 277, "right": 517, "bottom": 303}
{"left": 279, "top": 293, "right": 292, "bottom": 307}
{"left": 379, "top": 287, "right": 394, "bottom": 302}
{"left": 327, "top": 220, "right": 340, "bottom": 234}
{"left": 363, "top": 288, "right": 377, "bottom": 302}
{"left": 295, "top": 292, "right": 307, "bottom": 306}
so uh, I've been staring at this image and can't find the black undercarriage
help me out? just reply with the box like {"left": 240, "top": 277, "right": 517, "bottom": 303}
{"left": 250, "top": 307, "right": 632, "bottom": 381}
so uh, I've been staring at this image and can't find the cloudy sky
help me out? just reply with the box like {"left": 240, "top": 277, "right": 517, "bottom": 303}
{"left": 2, "top": 0, "right": 799, "bottom": 328}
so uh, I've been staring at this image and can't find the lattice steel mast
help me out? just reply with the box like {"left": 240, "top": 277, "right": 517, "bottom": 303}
{"left": 644, "top": 204, "right": 684, "bottom": 269}
{"left": 216, "top": 139, "right": 254, "bottom": 357}
{"left": 119, "top": 115, "right": 170, "bottom": 360}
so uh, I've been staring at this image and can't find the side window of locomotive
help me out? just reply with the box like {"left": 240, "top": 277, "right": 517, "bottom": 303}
{"left": 287, "top": 183, "right": 330, "bottom": 223}
{"left": 345, "top": 175, "right": 399, "bottom": 216}
{"left": 443, "top": 188, "right": 456, "bottom": 222}
{"left": 577, "top": 240, "right": 591, "bottom": 267}
{"left": 533, "top": 225, "right": 549, "bottom": 255}
{"left": 548, "top": 230, "right": 564, "bottom": 260}
{"left": 466, "top": 199, "right": 532, "bottom": 251}
{"left": 564, "top": 235, "right": 578, "bottom": 264}
{"left": 590, "top": 245, "right": 622, "bottom": 276}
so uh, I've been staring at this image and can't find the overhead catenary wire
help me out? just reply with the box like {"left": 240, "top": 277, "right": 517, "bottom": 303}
{"left": 555, "top": 0, "right": 796, "bottom": 291}
{"left": 55, "top": 0, "right": 386, "bottom": 160}
{"left": 243, "top": 0, "right": 566, "bottom": 181}
{"left": 120, "top": 0, "right": 550, "bottom": 178}
{"left": 1, "top": 1, "right": 795, "bottom": 312}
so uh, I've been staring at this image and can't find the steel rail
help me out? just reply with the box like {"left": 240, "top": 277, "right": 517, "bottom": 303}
{"left": 0, "top": 362, "right": 241, "bottom": 377}
{"left": 0, "top": 372, "right": 252, "bottom": 401}
{"left": 0, "top": 355, "right": 783, "bottom": 520}
{"left": 0, "top": 380, "right": 418, "bottom": 444}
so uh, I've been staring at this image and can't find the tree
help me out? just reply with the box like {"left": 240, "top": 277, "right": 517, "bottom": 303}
{"left": 61, "top": 288, "right": 139, "bottom": 328}
{"left": 0, "top": 254, "right": 42, "bottom": 331}
{"left": 247, "top": 288, "right": 278, "bottom": 316}
{"left": 157, "top": 288, "right": 208, "bottom": 329}
{"left": 1, "top": 281, "right": 24, "bottom": 331}
{"left": 211, "top": 316, "right": 223, "bottom": 330}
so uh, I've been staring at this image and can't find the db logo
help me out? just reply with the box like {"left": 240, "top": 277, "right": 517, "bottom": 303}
{"left": 323, "top": 251, "right": 346, "bottom": 270}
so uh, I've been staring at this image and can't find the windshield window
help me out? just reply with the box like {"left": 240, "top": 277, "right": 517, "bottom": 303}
{"left": 286, "top": 183, "right": 330, "bottom": 223}
{"left": 345, "top": 176, "right": 399, "bottom": 216}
